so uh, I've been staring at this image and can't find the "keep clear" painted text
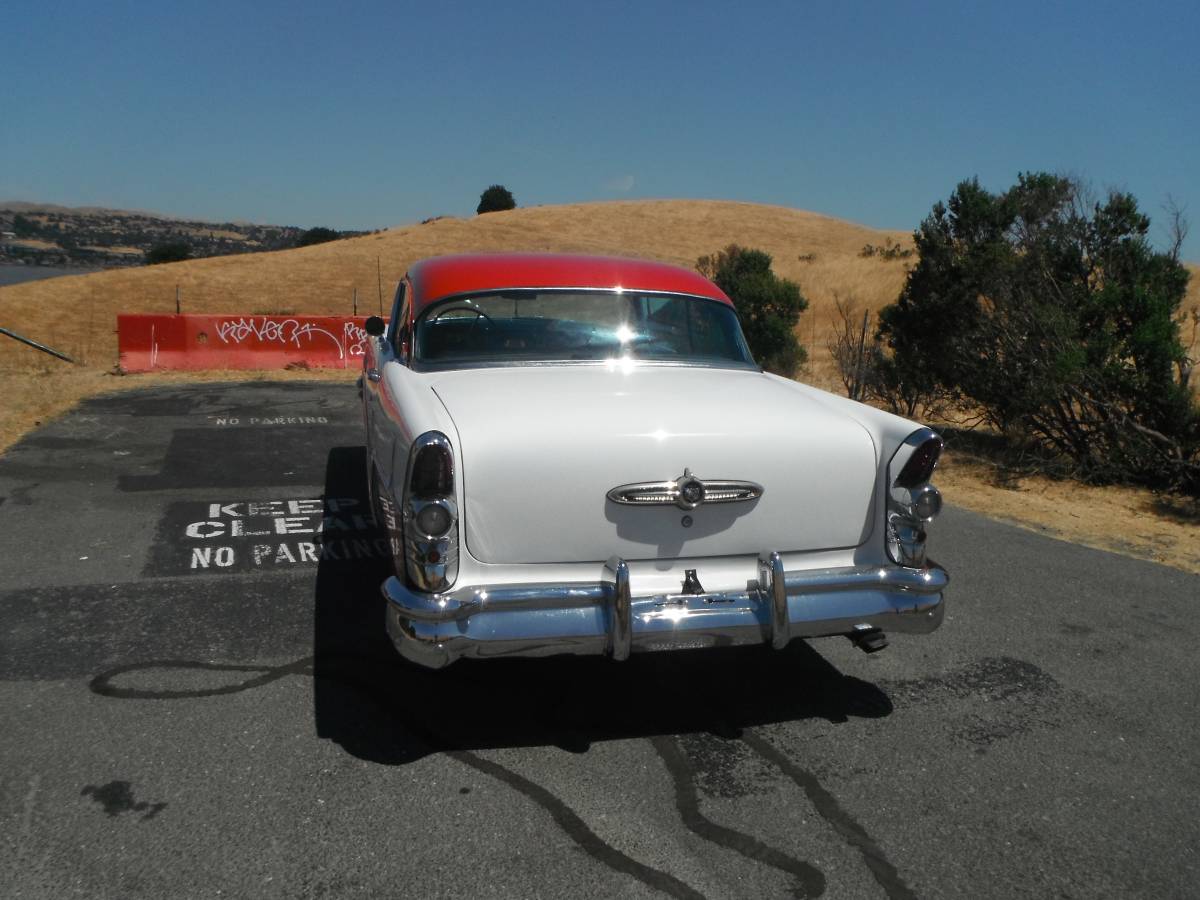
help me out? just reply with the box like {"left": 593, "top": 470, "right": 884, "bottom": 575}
{"left": 184, "top": 496, "right": 394, "bottom": 571}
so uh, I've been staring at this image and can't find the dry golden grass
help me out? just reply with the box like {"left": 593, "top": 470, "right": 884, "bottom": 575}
{"left": 6, "top": 238, "right": 60, "bottom": 251}
{"left": 936, "top": 451, "right": 1200, "bottom": 575}
{"left": 80, "top": 245, "right": 143, "bottom": 256}
{"left": 193, "top": 228, "right": 251, "bottom": 241}
{"left": 1, "top": 199, "right": 1196, "bottom": 571}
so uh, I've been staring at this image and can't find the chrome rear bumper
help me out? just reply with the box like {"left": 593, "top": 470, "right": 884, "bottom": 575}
{"left": 383, "top": 553, "right": 947, "bottom": 669}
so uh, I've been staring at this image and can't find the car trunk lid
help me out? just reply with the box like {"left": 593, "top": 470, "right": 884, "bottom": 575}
{"left": 431, "top": 365, "right": 877, "bottom": 564}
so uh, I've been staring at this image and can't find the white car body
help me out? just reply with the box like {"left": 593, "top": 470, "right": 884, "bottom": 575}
{"left": 362, "top": 254, "right": 947, "bottom": 668}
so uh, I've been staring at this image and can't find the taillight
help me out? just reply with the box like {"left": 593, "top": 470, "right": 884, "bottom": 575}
{"left": 886, "top": 429, "right": 943, "bottom": 567}
{"left": 415, "top": 502, "right": 453, "bottom": 537}
{"left": 894, "top": 437, "right": 942, "bottom": 488}
{"left": 410, "top": 441, "right": 454, "bottom": 499}
{"left": 402, "top": 432, "right": 459, "bottom": 591}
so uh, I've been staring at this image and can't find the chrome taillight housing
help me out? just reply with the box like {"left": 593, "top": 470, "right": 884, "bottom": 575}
{"left": 402, "top": 431, "right": 459, "bottom": 592}
{"left": 886, "top": 429, "right": 944, "bottom": 567}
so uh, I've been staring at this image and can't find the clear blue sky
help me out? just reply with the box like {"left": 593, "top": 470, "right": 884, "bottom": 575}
{"left": 4, "top": 0, "right": 1198, "bottom": 258}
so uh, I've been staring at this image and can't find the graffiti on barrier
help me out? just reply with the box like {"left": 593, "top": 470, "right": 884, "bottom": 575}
{"left": 214, "top": 318, "right": 370, "bottom": 360}
{"left": 117, "top": 313, "right": 379, "bottom": 372}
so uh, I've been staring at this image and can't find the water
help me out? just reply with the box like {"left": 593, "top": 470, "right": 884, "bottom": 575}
{"left": 0, "top": 265, "right": 102, "bottom": 287}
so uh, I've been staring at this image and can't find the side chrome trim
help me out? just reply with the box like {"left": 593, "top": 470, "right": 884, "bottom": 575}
{"left": 898, "top": 426, "right": 942, "bottom": 452}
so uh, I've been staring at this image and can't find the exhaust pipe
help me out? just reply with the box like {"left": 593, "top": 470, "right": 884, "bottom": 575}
{"left": 849, "top": 627, "right": 888, "bottom": 654}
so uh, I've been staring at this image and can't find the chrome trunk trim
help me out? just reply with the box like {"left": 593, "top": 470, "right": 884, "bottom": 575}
{"left": 607, "top": 471, "right": 763, "bottom": 509}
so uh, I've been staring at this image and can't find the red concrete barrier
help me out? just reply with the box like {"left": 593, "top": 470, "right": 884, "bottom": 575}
{"left": 117, "top": 314, "right": 377, "bottom": 372}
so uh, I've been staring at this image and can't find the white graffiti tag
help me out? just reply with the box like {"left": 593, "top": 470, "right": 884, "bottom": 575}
{"left": 215, "top": 317, "right": 350, "bottom": 359}
{"left": 343, "top": 322, "right": 369, "bottom": 358}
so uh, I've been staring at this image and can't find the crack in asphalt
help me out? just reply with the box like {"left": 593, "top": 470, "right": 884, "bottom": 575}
{"left": 88, "top": 656, "right": 914, "bottom": 899}
{"left": 449, "top": 748, "right": 703, "bottom": 899}
{"left": 88, "top": 657, "right": 702, "bottom": 899}
{"left": 651, "top": 734, "right": 826, "bottom": 898}
{"left": 739, "top": 731, "right": 917, "bottom": 900}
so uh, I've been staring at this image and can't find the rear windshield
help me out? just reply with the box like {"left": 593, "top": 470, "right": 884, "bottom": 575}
{"left": 413, "top": 290, "right": 755, "bottom": 369}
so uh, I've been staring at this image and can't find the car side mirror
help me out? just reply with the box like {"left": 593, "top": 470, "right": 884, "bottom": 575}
{"left": 365, "top": 315, "right": 385, "bottom": 337}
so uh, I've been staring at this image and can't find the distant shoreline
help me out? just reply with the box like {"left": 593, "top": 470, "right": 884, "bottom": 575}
{"left": 0, "top": 265, "right": 103, "bottom": 287}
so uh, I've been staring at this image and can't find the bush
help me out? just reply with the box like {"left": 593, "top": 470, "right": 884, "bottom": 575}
{"left": 145, "top": 242, "right": 191, "bottom": 265}
{"left": 11, "top": 214, "right": 39, "bottom": 238}
{"left": 859, "top": 238, "right": 913, "bottom": 260}
{"left": 697, "top": 245, "right": 808, "bottom": 375}
{"left": 828, "top": 296, "right": 952, "bottom": 419}
{"left": 295, "top": 227, "right": 340, "bottom": 247}
{"left": 476, "top": 185, "right": 516, "bottom": 215}
{"left": 876, "top": 173, "right": 1198, "bottom": 493}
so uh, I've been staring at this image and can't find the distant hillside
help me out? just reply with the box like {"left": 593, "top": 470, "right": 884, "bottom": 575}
{"left": 0, "top": 202, "right": 362, "bottom": 270}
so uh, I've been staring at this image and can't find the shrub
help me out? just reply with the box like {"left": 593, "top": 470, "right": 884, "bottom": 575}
{"left": 145, "top": 242, "right": 191, "bottom": 265}
{"left": 12, "top": 214, "right": 39, "bottom": 238}
{"left": 859, "top": 239, "right": 914, "bottom": 260}
{"left": 877, "top": 173, "right": 1198, "bottom": 492}
{"left": 828, "top": 296, "right": 951, "bottom": 418}
{"left": 828, "top": 296, "right": 874, "bottom": 402}
{"left": 295, "top": 227, "right": 340, "bottom": 247}
{"left": 476, "top": 185, "right": 516, "bottom": 215}
{"left": 697, "top": 244, "right": 808, "bottom": 375}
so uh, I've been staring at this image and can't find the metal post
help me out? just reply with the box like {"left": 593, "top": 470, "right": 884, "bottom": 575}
{"left": 0, "top": 327, "right": 75, "bottom": 363}
{"left": 353, "top": 287, "right": 358, "bottom": 316}
{"left": 376, "top": 257, "right": 384, "bottom": 316}
{"left": 175, "top": 284, "right": 181, "bottom": 315}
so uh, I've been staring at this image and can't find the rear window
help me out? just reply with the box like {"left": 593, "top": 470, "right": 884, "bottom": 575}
{"left": 414, "top": 290, "right": 755, "bottom": 370}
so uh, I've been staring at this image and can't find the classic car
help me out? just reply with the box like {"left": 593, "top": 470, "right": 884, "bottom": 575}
{"left": 361, "top": 253, "right": 947, "bottom": 669}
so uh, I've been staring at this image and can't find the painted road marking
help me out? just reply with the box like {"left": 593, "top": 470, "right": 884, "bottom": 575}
{"left": 145, "top": 495, "right": 395, "bottom": 576}
{"left": 208, "top": 415, "right": 331, "bottom": 427}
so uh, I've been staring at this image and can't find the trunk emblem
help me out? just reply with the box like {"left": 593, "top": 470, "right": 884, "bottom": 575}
{"left": 607, "top": 468, "right": 763, "bottom": 510}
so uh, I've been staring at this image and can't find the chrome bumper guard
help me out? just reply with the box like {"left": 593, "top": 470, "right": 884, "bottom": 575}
{"left": 383, "top": 553, "right": 948, "bottom": 669}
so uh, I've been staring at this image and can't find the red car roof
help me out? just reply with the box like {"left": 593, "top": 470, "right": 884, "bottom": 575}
{"left": 407, "top": 253, "right": 732, "bottom": 312}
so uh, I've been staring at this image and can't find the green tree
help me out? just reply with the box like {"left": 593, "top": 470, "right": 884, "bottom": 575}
{"left": 697, "top": 245, "right": 808, "bottom": 375}
{"left": 295, "top": 226, "right": 340, "bottom": 247}
{"left": 145, "top": 242, "right": 191, "bottom": 265}
{"left": 878, "top": 173, "right": 1198, "bottom": 491}
{"left": 476, "top": 185, "right": 516, "bottom": 214}
{"left": 11, "top": 214, "right": 38, "bottom": 237}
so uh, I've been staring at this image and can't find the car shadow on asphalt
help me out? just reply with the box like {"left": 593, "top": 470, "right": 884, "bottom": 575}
{"left": 313, "top": 446, "right": 894, "bottom": 766}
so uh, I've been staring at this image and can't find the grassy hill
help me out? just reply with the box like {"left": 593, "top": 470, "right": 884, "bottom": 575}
{"left": 5, "top": 197, "right": 1196, "bottom": 373}
{"left": 0, "top": 200, "right": 917, "bottom": 376}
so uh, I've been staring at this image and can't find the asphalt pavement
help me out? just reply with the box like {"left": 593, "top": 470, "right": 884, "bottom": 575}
{"left": 1, "top": 381, "right": 1197, "bottom": 899}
